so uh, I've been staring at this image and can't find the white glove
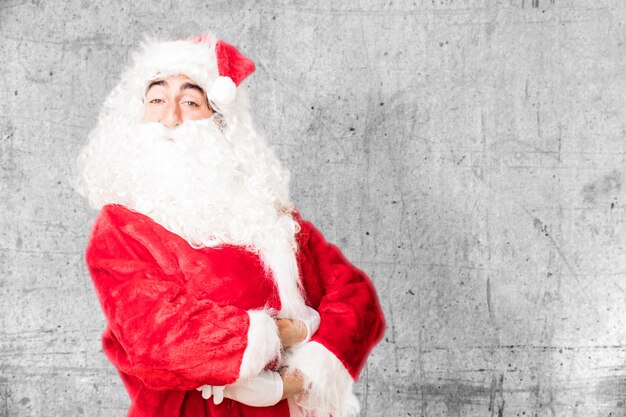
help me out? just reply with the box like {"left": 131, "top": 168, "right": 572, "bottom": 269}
{"left": 196, "top": 384, "right": 225, "bottom": 403}
{"left": 293, "top": 305, "right": 321, "bottom": 347}
{"left": 196, "top": 371, "right": 283, "bottom": 407}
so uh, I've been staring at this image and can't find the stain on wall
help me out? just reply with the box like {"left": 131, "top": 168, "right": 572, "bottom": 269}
{"left": 582, "top": 170, "right": 623, "bottom": 205}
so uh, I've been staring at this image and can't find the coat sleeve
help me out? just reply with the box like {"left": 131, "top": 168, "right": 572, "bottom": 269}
{"left": 285, "top": 217, "right": 385, "bottom": 417}
{"left": 86, "top": 205, "right": 281, "bottom": 391}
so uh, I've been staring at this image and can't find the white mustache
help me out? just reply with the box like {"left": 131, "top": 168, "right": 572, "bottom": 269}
{"left": 134, "top": 118, "right": 228, "bottom": 150}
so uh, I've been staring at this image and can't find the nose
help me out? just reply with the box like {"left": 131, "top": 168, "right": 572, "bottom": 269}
{"left": 160, "top": 102, "right": 182, "bottom": 129}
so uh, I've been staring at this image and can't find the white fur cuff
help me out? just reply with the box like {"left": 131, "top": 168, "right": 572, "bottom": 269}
{"left": 238, "top": 310, "right": 281, "bottom": 380}
{"left": 285, "top": 342, "right": 360, "bottom": 417}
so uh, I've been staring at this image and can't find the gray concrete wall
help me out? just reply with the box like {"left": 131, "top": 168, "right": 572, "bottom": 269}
{"left": 1, "top": 0, "right": 625, "bottom": 416}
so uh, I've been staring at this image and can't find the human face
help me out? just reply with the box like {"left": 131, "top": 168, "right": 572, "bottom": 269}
{"left": 142, "top": 75, "right": 214, "bottom": 128}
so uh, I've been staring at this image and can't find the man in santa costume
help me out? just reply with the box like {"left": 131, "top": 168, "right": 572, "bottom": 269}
{"left": 76, "top": 33, "right": 385, "bottom": 417}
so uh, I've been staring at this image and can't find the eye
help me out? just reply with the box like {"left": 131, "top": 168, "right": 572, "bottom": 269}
{"left": 182, "top": 100, "right": 200, "bottom": 108}
{"left": 148, "top": 98, "right": 164, "bottom": 104}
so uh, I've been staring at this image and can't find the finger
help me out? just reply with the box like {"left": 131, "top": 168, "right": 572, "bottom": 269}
{"left": 201, "top": 385, "right": 212, "bottom": 400}
{"left": 212, "top": 386, "right": 224, "bottom": 405}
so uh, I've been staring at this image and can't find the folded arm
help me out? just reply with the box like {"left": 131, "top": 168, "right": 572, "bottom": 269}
{"left": 284, "top": 217, "right": 386, "bottom": 417}
{"left": 86, "top": 205, "right": 281, "bottom": 390}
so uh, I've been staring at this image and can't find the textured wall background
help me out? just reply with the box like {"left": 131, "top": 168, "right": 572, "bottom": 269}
{"left": 1, "top": 0, "right": 625, "bottom": 416}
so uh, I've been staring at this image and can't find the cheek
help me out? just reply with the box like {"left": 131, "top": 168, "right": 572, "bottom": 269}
{"left": 185, "top": 107, "right": 213, "bottom": 120}
{"left": 142, "top": 105, "right": 161, "bottom": 122}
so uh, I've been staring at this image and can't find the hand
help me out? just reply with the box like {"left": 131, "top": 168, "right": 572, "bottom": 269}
{"left": 196, "top": 385, "right": 225, "bottom": 403}
{"left": 276, "top": 306, "right": 321, "bottom": 349}
{"left": 276, "top": 318, "right": 307, "bottom": 349}
{"left": 197, "top": 371, "right": 283, "bottom": 407}
{"left": 281, "top": 370, "right": 305, "bottom": 400}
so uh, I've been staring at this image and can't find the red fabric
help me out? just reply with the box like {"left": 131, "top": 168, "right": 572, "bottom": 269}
{"left": 215, "top": 40, "right": 255, "bottom": 86}
{"left": 294, "top": 217, "right": 386, "bottom": 379}
{"left": 85, "top": 204, "right": 385, "bottom": 417}
{"left": 184, "top": 34, "right": 256, "bottom": 86}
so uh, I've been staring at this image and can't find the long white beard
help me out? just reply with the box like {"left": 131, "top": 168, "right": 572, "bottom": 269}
{"left": 77, "top": 117, "right": 308, "bottom": 319}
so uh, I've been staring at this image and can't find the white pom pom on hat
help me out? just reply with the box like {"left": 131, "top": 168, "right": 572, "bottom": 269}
{"left": 209, "top": 76, "right": 237, "bottom": 105}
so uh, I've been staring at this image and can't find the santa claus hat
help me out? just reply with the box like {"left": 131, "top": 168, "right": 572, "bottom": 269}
{"left": 126, "top": 33, "right": 255, "bottom": 108}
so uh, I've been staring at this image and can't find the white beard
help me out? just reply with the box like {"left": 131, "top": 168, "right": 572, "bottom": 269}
{"left": 77, "top": 116, "right": 308, "bottom": 319}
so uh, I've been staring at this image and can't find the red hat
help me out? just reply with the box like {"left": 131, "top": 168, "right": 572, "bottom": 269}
{"left": 130, "top": 33, "right": 255, "bottom": 106}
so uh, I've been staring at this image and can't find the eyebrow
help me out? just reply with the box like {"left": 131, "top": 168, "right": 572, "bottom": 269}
{"left": 145, "top": 79, "right": 206, "bottom": 96}
{"left": 180, "top": 82, "right": 205, "bottom": 95}
{"left": 145, "top": 79, "right": 166, "bottom": 95}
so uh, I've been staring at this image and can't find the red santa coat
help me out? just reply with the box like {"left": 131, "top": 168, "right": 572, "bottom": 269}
{"left": 85, "top": 204, "right": 385, "bottom": 417}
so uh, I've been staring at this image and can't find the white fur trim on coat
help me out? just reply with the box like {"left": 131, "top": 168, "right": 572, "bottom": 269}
{"left": 238, "top": 310, "right": 281, "bottom": 380}
{"left": 285, "top": 341, "right": 360, "bottom": 417}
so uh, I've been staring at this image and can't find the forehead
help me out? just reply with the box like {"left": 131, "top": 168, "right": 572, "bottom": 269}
{"left": 145, "top": 74, "right": 206, "bottom": 95}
